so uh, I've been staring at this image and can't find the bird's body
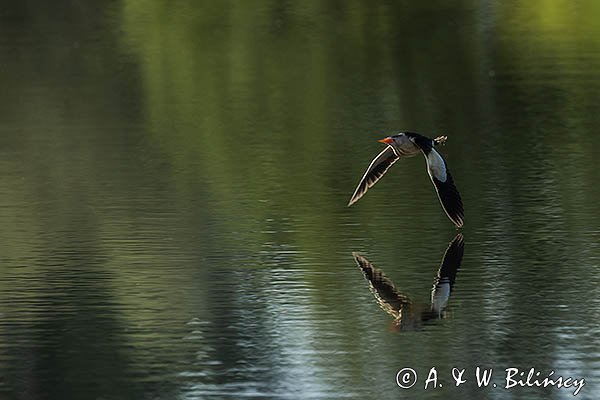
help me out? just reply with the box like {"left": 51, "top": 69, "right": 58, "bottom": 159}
{"left": 348, "top": 132, "right": 464, "bottom": 228}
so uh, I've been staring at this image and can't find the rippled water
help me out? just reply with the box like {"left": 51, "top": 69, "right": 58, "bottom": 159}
{"left": 1, "top": 1, "right": 599, "bottom": 399}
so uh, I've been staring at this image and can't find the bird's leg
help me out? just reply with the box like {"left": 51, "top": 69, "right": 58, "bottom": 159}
{"left": 434, "top": 135, "right": 447, "bottom": 146}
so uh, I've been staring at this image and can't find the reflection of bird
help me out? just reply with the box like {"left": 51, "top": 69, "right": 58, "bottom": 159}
{"left": 348, "top": 132, "right": 464, "bottom": 228}
{"left": 353, "top": 233, "right": 464, "bottom": 331}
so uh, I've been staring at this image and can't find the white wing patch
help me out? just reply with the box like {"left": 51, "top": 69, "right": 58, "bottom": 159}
{"left": 431, "top": 280, "right": 451, "bottom": 313}
{"left": 425, "top": 149, "right": 447, "bottom": 182}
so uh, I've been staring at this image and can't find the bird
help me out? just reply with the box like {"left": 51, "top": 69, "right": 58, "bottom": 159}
{"left": 353, "top": 233, "right": 464, "bottom": 331}
{"left": 347, "top": 132, "right": 464, "bottom": 228}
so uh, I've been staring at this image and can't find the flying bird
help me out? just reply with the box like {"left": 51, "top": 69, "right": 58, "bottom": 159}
{"left": 347, "top": 132, "right": 464, "bottom": 228}
{"left": 353, "top": 233, "right": 464, "bottom": 331}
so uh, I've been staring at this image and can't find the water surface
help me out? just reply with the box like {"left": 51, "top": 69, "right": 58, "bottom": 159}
{"left": 1, "top": 1, "right": 599, "bottom": 399}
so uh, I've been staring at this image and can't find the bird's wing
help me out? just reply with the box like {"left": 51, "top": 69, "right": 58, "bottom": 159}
{"left": 431, "top": 233, "right": 464, "bottom": 312}
{"left": 437, "top": 233, "right": 464, "bottom": 282}
{"left": 420, "top": 148, "right": 464, "bottom": 228}
{"left": 353, "top": 252, "right": 411, "bottom": 319}
{"left": 347, "top": 146, "right": 400, "bottom": 207}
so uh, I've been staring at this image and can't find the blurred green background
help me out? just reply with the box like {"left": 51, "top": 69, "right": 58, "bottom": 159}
{"left": 0, "top": 1, "right": 599, "bottom": 399}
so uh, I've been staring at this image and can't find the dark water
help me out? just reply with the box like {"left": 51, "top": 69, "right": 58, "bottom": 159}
{"left": 1, "top": 1, "right": 599, "bottom": 399}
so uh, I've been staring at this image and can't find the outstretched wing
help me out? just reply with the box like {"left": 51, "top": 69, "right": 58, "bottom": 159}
{"left": 425, "top": 149, "right": 464, "bottom": 228}
{"left": 413, "top": 143, "right": 464, "bottom": 228}
{"left": 431, "top": 233, "right": 464, "bottom": 312}
{"left": 347, "top": 146, "right": 400, "bottom": 207}
{"left": 353, "top": 252, "right": 411, "bottom": 319}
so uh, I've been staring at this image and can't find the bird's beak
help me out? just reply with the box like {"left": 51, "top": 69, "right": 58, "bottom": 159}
{"left": 378, "top": 137, "right": 393, "bottom": 145}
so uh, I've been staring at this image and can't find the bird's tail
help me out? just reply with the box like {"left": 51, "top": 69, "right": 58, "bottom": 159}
{"left": 434, "top": 135, "right": 447, "bottom": 146}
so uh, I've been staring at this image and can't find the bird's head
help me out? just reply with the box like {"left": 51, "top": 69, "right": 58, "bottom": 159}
{"left": 378, "top": 134, "right": 402, "bottom": 146}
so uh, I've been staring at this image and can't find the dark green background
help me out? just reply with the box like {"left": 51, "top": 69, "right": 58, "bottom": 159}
{"left": 0, "top": 1, "right": 598, "bottom": 399}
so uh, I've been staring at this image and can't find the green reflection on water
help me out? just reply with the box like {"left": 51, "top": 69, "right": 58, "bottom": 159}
{"left": 0, "top": 1, "right": 599, "bottom": 399}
